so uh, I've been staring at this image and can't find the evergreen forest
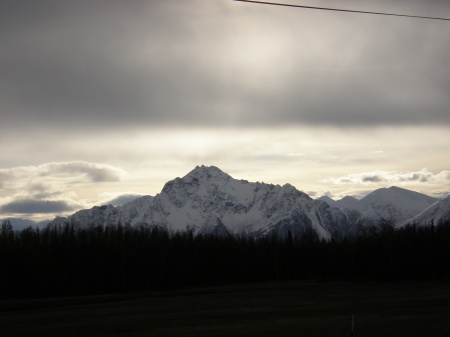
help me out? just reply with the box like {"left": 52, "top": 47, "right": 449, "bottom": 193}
{"left": 1, "top": 219, "right": 449, "bottom": 299}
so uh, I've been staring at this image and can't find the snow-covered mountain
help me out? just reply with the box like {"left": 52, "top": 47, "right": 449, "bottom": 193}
{"left": 355, "top": 187, "right": 439, "bottom": 225}
{"left": 320, "top": 186, "right": 440, "bottom": 226}
{"left": 400, "top": 196, "right": 450, "bottom": 227}
{"left": 47, "top": 165, "right": 361, "bottom": 240}
{"left": 334, "top": 196, "right": 359, "bottom": 210}
{"left": 317, "top": 195, "right": 335, "bottom": 206}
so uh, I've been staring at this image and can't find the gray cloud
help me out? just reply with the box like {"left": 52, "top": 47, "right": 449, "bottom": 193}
{"left": 0, "top": 199, "right": 75, "bottom": 214}
{"left": 0, "top": 162, "right": 125, "bottom": 191}
{"left": 306, "top": 191, "right": 318, "bottom": 197}
{"left": 362, "top": 176, "right": 385, "bottom": 183}
{"left": 402, "top": 172, "right": 430, "bottom": 182}
{"left": 106, "top": 194, "right": 143, "bottom": 207}
{"left": 1, "top": 0, "right": 448, "bottom": 132}
{"left": 325, "top": 169, "right": 450, "bottom": 186}
{"left": 39, "top": 162, "right": 125, "bottom": 182}
{"left": 323, "top": 191, "right": 334, "bottom": 198}
{"left": 398, "top": 170, "right": 450, "bottom": 183}
{"left": 0, "top": 161, "right": 127, "bottom": 219}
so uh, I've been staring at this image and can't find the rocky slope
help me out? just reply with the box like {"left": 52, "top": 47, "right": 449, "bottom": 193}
{"left": 400, "top": 195, "right": 450, "bottom": 227}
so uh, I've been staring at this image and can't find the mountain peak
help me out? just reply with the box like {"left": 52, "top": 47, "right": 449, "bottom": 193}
{"left": 183, "top": 165, "right": 231, "bottom": 181}
{"left": 318, "top": 195, "right": 335, "bottom": 206}
{"left": 364, "top": 186, "right": 435, "bottom": 202}
{"left": 354, "top": 186, "right": 439, "bottom": 223}
{"left": 388, "top": 186, "right": 409, "bottom": 192}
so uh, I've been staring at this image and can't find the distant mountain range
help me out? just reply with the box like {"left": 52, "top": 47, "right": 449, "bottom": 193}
{"left": 318, "top": 186, "right": 445, "bottom": 226}
{"left": 46, "top": 166, "right": 449, "bottom": 240}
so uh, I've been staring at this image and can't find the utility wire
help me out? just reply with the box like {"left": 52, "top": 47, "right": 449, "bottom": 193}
{"left": 232, "top": 0, "right": 450, "bottom": 21}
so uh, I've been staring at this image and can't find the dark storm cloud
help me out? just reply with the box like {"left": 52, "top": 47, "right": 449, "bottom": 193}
{"left": 0, "top": 198, "right": 75, "bottom": 214}
{"left": 1, "top": 0, "right": 449, "bottom": 130}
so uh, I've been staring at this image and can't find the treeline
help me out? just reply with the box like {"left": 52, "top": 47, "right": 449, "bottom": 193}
{"left": 1, "top": 220, "right": 449, "bottom": 299}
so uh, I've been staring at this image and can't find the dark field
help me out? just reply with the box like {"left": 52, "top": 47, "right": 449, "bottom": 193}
{"left": 1, "top": 281, "right": 450, "bottom": 337}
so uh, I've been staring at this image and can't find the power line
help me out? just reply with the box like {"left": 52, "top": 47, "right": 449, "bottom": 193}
{"left": 232, "top": 0, "right": 450, "bottom": 21}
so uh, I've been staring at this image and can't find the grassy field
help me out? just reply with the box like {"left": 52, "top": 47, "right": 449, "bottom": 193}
{"left": 1, "top": 281, "right": 450, "bottom": 337}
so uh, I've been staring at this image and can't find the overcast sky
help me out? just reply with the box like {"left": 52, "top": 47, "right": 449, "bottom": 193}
{"left": 1, "top": 0, "right": 449, "bottom": 226}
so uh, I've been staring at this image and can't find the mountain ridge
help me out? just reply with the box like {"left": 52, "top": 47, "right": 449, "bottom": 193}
{"left": 47, "top": 166, "right": 359, "bottom": 240}
{"left": 400, "top": 196, "right": 450, "bottom": 227}
{"left": 320, "top": 185, "right": 441, "bottom": 226}
{"left": 45, "top": 166, "right": 448, "bottom": 237}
